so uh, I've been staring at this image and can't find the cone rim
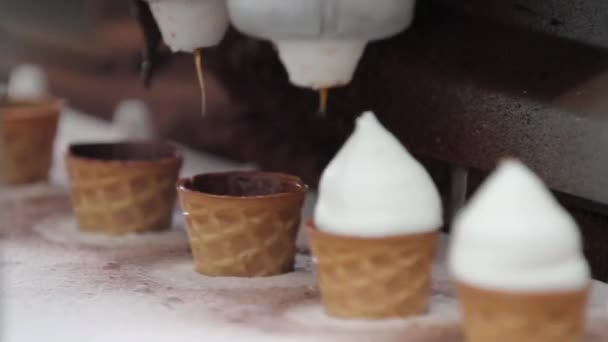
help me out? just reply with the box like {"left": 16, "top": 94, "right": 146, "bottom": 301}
{"left": 177, "top": 171, "right": 308, "bottom": 201}
{"left": 66, "top": 141, "right": 183, "bottom": 167}
{"left": 306, "top": 219, "right": 439, "bottom": 242}
{"left": 0, "top": 96, "right": 64, "bottom": 122}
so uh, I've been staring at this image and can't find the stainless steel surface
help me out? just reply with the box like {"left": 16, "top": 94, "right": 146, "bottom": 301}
{"left": 449, "top": 166, "right": 468, "bottom": 218}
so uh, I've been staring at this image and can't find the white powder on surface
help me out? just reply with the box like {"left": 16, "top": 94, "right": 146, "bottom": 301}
{"left": 3, "top": 184, "right": 607, "bottom": 342}
{"left": 32, "top": 215, "right": 188, "bottom": 250}
{"left": 142, "top": 254, "right": 316, "bottom": 291}
{"left": 5, "top": 222, "right": 608, "bottom": 342}
{"left": 3, "top": 223, "right": 309, "bottom": 342}
{"left": 284, "top": 292, "right": 459, "bottom": 332}
{"left": 0, "top": 182, "right": 66, "bottom": 202}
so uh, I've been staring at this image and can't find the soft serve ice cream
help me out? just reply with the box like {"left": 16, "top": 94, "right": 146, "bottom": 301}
{"left": 7, "top": 64, "right": 48, "bottom": 100}
{"left": 449, "top": 159, "right": 590, "bottom": 291}
{"left": 314, "top": 111, "right": 443, "bottom": 237}
{"left": 308, "top": 111, "right": 442, "bottom": 318}
{"left": 449, "top": 159, "right": 590, "bottom": 342}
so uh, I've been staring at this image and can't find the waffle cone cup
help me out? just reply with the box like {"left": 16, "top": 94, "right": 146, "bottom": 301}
{"left": 177, "top": 172, "right": 307, "bottom": 277}
{"left": 456, "top": 281, "right": 590, "bottom": 342}
{"left": 306, "top": 221, "right": 438, "bottom": 319}
{"left": 66, "top": 142, "right": 182, "bottom": 234}
{"left": 0, "top": 98, "right": 62, "bottom": 185}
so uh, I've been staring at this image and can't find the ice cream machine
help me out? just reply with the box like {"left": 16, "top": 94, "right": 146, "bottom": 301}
{"left": 140, "top": 0, "right": 416, "bottom": 114}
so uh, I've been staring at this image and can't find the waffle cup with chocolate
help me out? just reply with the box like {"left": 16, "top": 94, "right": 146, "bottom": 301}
{"left": 307, "top": 221, "right": 438, "bottom": 319}
{"left": 177, "top": 172, "right": 307, "bottom": 277}
{"left": 0, "top": 98, "right": 62, "bottom": 184}
{"left": 456, "top": 282, "right": 589, "bottom": 342}
{"left": 66, "top": 142, "right": 182, "bottom": 234}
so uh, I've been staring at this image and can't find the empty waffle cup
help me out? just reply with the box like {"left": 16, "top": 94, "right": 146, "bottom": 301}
{"left": 0, "top": 97, "right": 62, "bottom": 185}
{"left": 66, "top": 142, "right": 182, "bottom": 235}
{"left": 177, "top": 171, "right": 307, "bottom": 277}
{"left": 306, "top": 220, "right": 438, "bottom": 319}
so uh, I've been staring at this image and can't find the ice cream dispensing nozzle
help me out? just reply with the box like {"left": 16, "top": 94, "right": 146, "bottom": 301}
{"left": 146, "top": 0, "right": 229, "bottom": 53}
{"left": 227, "top": 0, "right": 417, "bottom": 113}
{"left": 145, "top": 0, "right": 230, "bottom": 116}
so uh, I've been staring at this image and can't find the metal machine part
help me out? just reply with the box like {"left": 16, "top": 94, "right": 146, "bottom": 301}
{"left": 132, "top": 0, "right": 162, "bottom": 87}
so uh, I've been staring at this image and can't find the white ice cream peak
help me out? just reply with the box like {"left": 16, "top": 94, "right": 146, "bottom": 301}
{"left": 112, "top": 99, "right": 157, "bottom": 140}
{"left": 7, "top": 64, "right": 48, "bottom": 100}
{"left": 148, "top": 0, "right": 229, "bottom": 53}
{"left": 314, "top": 111, "right": 443, "bottom": 237}
{"left": 449, "top": 159, "right": 590, "bottom": 291}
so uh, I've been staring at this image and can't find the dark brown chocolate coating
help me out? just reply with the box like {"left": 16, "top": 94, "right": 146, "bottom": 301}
{"left": 182, "top": 172, "right": 307, "bottom": 197}
{"left": 68, "top": 142, "right": 179, "bottom": 162}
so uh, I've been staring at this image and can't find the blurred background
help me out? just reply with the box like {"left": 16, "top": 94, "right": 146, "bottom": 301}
{"left": 1, "top": 0, "right": 608, "bottom": 280}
